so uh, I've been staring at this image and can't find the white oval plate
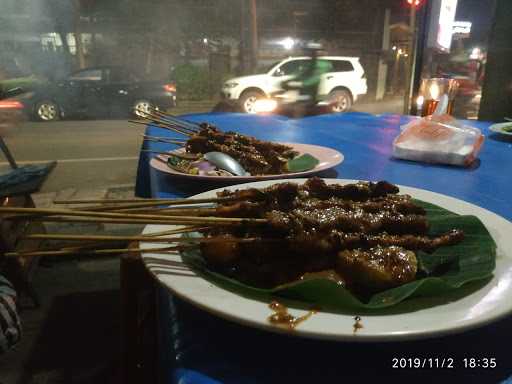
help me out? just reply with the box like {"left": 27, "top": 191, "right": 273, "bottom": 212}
{"left": 140, "top": 179, "right": 512, "bottom": 342}
{"left": 489, "top": 122, "right": 512, "bottom": 136}
{"left": 149, "top": 143, "right": 343, "bottom": 181}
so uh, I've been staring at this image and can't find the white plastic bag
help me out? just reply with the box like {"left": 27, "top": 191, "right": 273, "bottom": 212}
{"left": 393, "top": 115, "right": 484, "bottom": 167}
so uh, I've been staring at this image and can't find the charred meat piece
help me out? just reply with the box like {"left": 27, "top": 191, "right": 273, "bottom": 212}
{"left": 303, "top": 177, "right": 399, "bottom": 201}
{"left": 198, "top": 123, "right": 220, "bottom": 132}
{"left": 266, "top": 207, "right": 429, "bottom": 235}
{"left": 336, "top": 246, "right": 418, "bottom": 290}
{"left": 216, "top": 180, "right": 411, "bottom": 213}
{"left": 288, "top": 230, "right": 464, "bottom": 255}
{"left": 200, "top": 234, "right": 241, "bottom": 266}
{"left": 217, "top": 182, "right": 300, "bottom": 206}
{"left": 295, "top": 196, "right": 426, "bottom": 216}
{"left": 224, "top": 132, "right": 298, "bottom": 158}
{"left": 185, "top": 128, "right": 298, "bottom": 175}
{"left": 216, "top": 187, "right": 267, "bottom": 202}
{"left": 215, "top": 201, "right": 265, "bottom": 218}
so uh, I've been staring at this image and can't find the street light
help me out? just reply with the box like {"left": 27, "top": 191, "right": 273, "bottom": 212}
{"left": 280, "top": 37, "right": 295, "bottom": 50}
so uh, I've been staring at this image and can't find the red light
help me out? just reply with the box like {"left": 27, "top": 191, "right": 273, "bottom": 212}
{"left": 163, "top": 84, "right": 176, "bottom": 92}
{"left": 407, "top": 0, "right": 421, "bottom": 5}
{"left": 0, "top": 100, "right": 24, "bottom": 109}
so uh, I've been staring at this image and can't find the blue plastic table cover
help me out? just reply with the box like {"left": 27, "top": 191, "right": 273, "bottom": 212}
{"left": 135, "top": 112, "right": 512, "bottom": 384}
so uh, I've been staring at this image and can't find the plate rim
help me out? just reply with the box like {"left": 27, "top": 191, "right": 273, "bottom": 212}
{"left": 140, "top": 178, "right": 512, "bottom": 342}
{"left": 149, "top": 142, "right": 344, "bottom": 181}
{"left": 489, "top": 122, "right": 512, "bottom": 136}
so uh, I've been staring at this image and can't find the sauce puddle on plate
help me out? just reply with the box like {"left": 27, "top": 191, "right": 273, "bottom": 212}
{"left": 268, "top": 301, "right": 317, "bottom": 329}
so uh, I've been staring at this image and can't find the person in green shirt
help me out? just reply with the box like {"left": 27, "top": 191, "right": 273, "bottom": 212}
{"left": 280, "top": 44, "right": 332, "bottom": 116}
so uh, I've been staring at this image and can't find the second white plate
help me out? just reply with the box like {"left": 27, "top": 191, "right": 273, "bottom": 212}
{"left": 489, "top": 122, "right": 512, "bottom": 136}
{"left": 149, "top": 142, "right": 343, "bottom": 181}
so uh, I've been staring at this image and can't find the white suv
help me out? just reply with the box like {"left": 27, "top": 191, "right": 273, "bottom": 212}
{"left": 221, "top": 56, "right": 367, "bottom": 113}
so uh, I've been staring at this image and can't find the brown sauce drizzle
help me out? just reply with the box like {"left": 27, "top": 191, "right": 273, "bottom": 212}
{"left": 299, "top": 270, "right": 346, "bottom": 287}
{"left": 268, "top": 301, "right": 317, "bottom": 329}
{"left": 353, "top": 316, "right": 363, "bottom": 333}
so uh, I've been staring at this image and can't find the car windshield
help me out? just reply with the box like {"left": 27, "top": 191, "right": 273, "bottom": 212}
{"left": 264, "top": 61, "right": 283, "bottom": 73}
{"left": 68, "top": 69, "right": 102, "bottom": 81}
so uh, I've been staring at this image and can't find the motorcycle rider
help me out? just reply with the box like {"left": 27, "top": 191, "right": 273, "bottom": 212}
{"left": 279, "top": 42, "right": 331, "bottom": 116}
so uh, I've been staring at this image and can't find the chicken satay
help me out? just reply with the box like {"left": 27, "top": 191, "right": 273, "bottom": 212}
{"left": 266, "top": 207, "right": 429, "bottom": 235}
{"left": 217, "top": 182, "right": 300, "bottom": 205}
{"left": 336, "top": 246, "right": 418, "bottom": 290}
{"left": 294, "top": 196, "right": 426, "bottom": 215}
{"left": 288, "top": 229, "right": 464, "bottom": 255}
{"left": 214, "top": 201, "right": 266, "bottom": 218}
{"left": 187, "top": 128, "right": 297, "bottom": 175}
{"left": 224, "top": 131, "right": 297, "bottom": 156}
{"left": 304, "top": 177, "right": 399, "bottom": 201}
{"left": 200, "top": 234, "right": 241, "bottom": 266}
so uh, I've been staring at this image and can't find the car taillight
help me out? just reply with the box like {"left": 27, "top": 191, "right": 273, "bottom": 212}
{"left": 163, "top": 84, "right": 176, "bottom": 92}
{"left": 0, "top": 100, "right": 24, "bottom": 109}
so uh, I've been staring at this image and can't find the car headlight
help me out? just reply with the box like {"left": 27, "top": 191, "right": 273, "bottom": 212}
{"left": 224, "top": 82, "right": 238, "bottom": 89}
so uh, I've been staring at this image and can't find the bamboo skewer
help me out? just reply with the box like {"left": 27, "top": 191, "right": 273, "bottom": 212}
{"left": 0, "top": 207, "right": 267, "bottom": 225}
{"left": 5, "top": 245, "right": 187, "bottom": 259}
{"left": 24, "top": 234, "right": 197, "bottom": 242}
{"left": 141, "top": 149, "right": 199, "bottom": 160}
{"left": 128, "top": 120, "right": 178, "bottom": 131}
{"left": 135, "top": 112, "right": 194, "bottom": 136}
{"left": 4, "top": 203, "right": 205, "bottom": 218}
{"left": 26, "top": 216, "right": 219, "bottom": 226}
{"left": 143, "top": 138, "right": 185, "bottom": 146}
{"left": 142, "top": 135, "right": 186, "bottom": 146}
{"left": 142, "top": 110, "right": 200, "bottom": 136}
{"left": 131, "top": 118, "right": 192, "bottom": 137}
{"left": 67, "top": 200, "right": 212, "bottom": 212}
{"left": 144, "top": 109, "right": 200, "bottom": 133}
{"left": 130, "top": 119, "right": 194, "bottom": 137}
{"left": 149, "top": 108, "right": 201, "bottom": 131}
{"left": 24, "top": 233, "right": 267, "bottom": 243}
{"left": 53, "top": 196, "right": 234, "bottom": 205}
{"left": 143, "top": 226, "right": 207, "bottom": 237}
{"left": 116, "top": 207, "right": 215, "bottom": 216}
{"left": 144, "top": 134, "right": 186, "bottom": 142}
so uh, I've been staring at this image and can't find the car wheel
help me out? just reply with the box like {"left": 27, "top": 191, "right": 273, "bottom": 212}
{"left": 239, "top": 91, "right": 263, "bottom": 114}
{"left": 328, "top": 89, "right": 352, "bottom": 113}
{"left": 35, "top": 100, "right": 60, "bottom": 122}
{"left": 133, "top": 99, "right": 154, "bottom": 117}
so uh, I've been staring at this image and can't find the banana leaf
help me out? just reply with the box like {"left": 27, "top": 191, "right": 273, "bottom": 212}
{"left": 285, "top": 154, "right": 320, "bottom": 172}
{"left": 181, "top": 199, "right": 496, "bottom": 310}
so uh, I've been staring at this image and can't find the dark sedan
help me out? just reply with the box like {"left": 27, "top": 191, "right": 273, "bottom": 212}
{"left": 24, "top": 66, "right": 176, "bottom": 121}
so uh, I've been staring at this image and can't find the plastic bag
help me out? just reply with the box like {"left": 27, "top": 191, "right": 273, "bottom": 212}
{"left": 393, "top": 115, "right": 484, "bottom": 167}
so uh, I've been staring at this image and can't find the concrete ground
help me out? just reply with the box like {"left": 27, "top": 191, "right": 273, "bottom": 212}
{"left": 1, "top": 120, "right": 142, "bottom": 192}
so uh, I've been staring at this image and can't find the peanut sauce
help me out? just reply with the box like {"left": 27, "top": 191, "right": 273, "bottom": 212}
{"left": 268, "top": 301, "right": 317, "bottom": 329}
{"left": 353, "top": 316, "right": 363, "bottom": 333}
{"left": 300, "top": 270, "right": 346, "bottom": 286}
